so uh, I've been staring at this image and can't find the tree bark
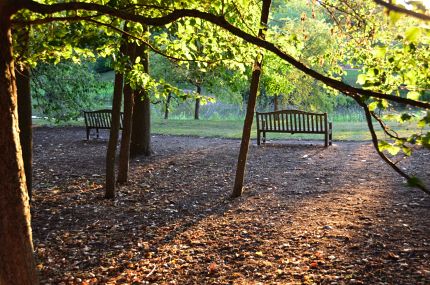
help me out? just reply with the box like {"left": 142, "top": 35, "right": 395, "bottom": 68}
{"left": 0, "top": 8, "right": 39, "bottom": 284}
{"left": 130, "top": 42, "right": 152, "bottom": 157}
{"left": 17, "top": 63, "right": 32, "bottom": 200}
{"left": 194, "top": 85, "right": 201, "bottom": 120}
{"left": 105, "top": 70, "right": 124, "bottom": 198}
{"left": 117, "top": 79, "right": 134, "bottom": 184}
{"left": 164, "top": 92, "right": 172, "bottom": 119}
{"left": 232, "top": 0, "right": 272, "bottom": 198}
{"left": 273, "top": 94, "right": 279, "bottom": 112}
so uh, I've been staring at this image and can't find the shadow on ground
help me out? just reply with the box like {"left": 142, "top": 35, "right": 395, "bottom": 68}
{"left": 32, "top": 127, "right": 430, "bottom": 284}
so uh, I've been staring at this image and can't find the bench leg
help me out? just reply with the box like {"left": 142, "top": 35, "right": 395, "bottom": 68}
{"left": 262, "top": 132, "right": 266, "bottom": 144}
{"left": 96, "top": 128, "right": 99, "bottom": 138}
{"left": 324, "top": 130, "right": 329, "bottom": 147}
{"left": 257, "top": 131, "right": 261, "bottom": 145}
{"left": 86, "top": 128, "right": 90, "bottom": 140}
{"left": 329, "top": 122, "right": 333, "bottom": 146}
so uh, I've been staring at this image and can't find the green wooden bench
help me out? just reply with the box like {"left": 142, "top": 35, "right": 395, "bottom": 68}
{"left": 256, "top": 109, "right": 333, "bottom": 146}
{"left": 83, "top": 109, "right": 124, "bottom": 140}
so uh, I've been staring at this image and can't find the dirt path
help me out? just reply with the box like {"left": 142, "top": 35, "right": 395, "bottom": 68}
{"left": 32, "top": 127, "right": 430, "bottom": 284}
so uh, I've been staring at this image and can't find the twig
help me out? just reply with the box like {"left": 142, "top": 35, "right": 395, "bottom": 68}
{"left": 146, "top": 264, "right": 157, "bottom": 278}
{"left": 370, "top": 110, "right": 406, "bottom": 141}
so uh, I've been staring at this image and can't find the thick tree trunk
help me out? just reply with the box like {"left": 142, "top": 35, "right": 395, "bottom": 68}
{"left": 164, "top": 92, "right": 172, "bottom": 119}
{"left": 232, "top": 0, "right": 272, "bottom": 198}
{"left": 105, "top": 71, "right": 124, "bottom": 198}
{"left": 0, "top": 11, "right": 39, "bottom": 284}
{"left": 273, "top": 94, "right": 279, "bottom": 112}
{"left": 130, "top": 43, "right": 152, "bottom": 157}
{"left": 194, "top": 85, "right": 201, "bottom": 120}
{"left": 117, "top": 82, "right": 134, "bottom": 184}
{"left": 17, "top": 64, "right": 32, "bottom": 200}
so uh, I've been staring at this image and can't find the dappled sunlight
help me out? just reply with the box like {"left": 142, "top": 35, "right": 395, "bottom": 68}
{"left": 31, "top": 128, "right": 429, "bottom": 284}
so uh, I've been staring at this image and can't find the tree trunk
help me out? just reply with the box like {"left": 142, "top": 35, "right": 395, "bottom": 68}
{"left": 273, "top": 94, "right": 279, "bottom": 112}
{"left": 105, "top": 71, "right": 124, "bottom": 198}
{"left": 15, "top": 24, "right": 32, "bottom": 200}
{"left": 17, "top": 64, "right": 32, "bottom": 200}
{"left": 232, "top": 0, "right": 272, "bottom": 198}
{"left": 0, "top": 10, "right": 39, "bottom": 284}
{"left": 194, "top": 85, "right": 201, "bottom": 120}
{"left": 117, "top": 81, "right": 134, "bottom": 184}
{"left": 164, "top": 92, "right": 172, "bottom": 119}
{"left": 130, "top": 42, "right": 152, "bottom": 157}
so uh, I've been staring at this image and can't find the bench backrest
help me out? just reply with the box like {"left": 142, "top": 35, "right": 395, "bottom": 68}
{"left": 83, "top": 109, "right": 124, "bottom": 129}
{"left": 256, "top": 110, "right": 328, "bottom": 133}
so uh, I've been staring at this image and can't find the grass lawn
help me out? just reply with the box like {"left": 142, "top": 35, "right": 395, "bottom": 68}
{"left": 34, "top": 117, "right": 427, "bottom": 142}
{"left": 152, "top": 118, "right": 426, "bottom": 141}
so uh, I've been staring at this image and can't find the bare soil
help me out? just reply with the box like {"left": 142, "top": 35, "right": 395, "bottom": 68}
{"left": 32, "top": 126, "right": 430, "bottom": 285}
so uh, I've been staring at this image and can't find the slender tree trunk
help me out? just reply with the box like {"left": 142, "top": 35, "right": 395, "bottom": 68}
{"left": 194, "top": 85, "right": 201, "bottom": 120}
{"left": 130, "top": 42, "right": 152, "bottom": 157}
{"left": 232, "top": 0, "right": 272, "bottom": 198}
{"left": 273, "top": 94, "right": 279, "bottom": 112}
{"left": 117, "top": 81, "right": 134, "bottom": 184}
{"left": 0, "top": 9, "right": 39, "bottom": 284}
{"left": 105, "top": 71, "right": 124, "bottom": 198}
{"left": 164, "top": 92, "right": 172, "bottom": 119}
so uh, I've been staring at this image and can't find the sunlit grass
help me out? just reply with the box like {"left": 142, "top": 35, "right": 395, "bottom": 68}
{"left": 33, "top": 116, "right": 427, "bottom": 142}
{"left": 152, "top": 118, "right": 427, "bottom": 141}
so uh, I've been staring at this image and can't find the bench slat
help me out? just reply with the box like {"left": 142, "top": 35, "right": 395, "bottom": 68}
{"left": 311, "top": 114, "right": 314, "bottom": 132}
{"left": 281, "top": 112, "right": 285, "bottom": 131}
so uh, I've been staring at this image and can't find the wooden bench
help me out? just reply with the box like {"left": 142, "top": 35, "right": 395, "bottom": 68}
{"left": 256, "top": 110, "right": 333, "bottom": 146}
{"left": 83, "top": 109, "right": 124, "bottom": 140}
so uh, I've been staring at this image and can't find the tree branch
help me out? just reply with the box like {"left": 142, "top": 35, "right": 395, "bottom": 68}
{"left": 373, "top": 0, "right": 430, "bottom": 21}
{"left": 355, "top": 98, "right": 429, "bottom": 195}
{"left": 12, "top": 14, "right": 100, "bottom": 25}
{"left": 370, "top": 110, "right": 406, "bottom": 141}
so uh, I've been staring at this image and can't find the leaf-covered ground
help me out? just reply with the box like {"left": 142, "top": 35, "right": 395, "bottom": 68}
{"left": 32, "top": 127, "right": 430, "bottom": 284}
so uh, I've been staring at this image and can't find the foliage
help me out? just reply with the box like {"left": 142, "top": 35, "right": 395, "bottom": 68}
{"left": 31, "top": 61, "right": 109, "bottom": 121}
{"left": 260, "top": 0, "right": 345, "bottom": 112}
{"left": 337, "top": 1, "right": 429, "bottom": 153}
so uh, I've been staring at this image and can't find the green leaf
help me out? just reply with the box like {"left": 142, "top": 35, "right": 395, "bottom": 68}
{"left": 406, "top": 91, "right": 421, "bottom": 101}
{"left": 389, "top": 11, "right": 402, "bottom": 24}
{"left": 374, "top": 46, "right": 386, "bottom": 58}
{"left": 378, "top": 140, "right": 400, "bottom": 155}
{"left": 378, "top": 99, "right": 389, "bottom": 110}
{"left": 368, "top": 101, "right": 379, "bottom": 111}
{"left": 405, "top": 27, "right": 421, "bottom": 43}
{"left": 357, "top": 74, "right": 367, "bottom": 85}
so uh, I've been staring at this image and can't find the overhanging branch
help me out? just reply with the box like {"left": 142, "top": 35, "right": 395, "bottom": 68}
{"left": 373, "top": 0, "right": 430, "bottom": 21}
{"left": 356, "top": 99, "right": 429, "bottom": 195}
{"left": 21, "top": 1, "right": 430, "bottom": 109}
